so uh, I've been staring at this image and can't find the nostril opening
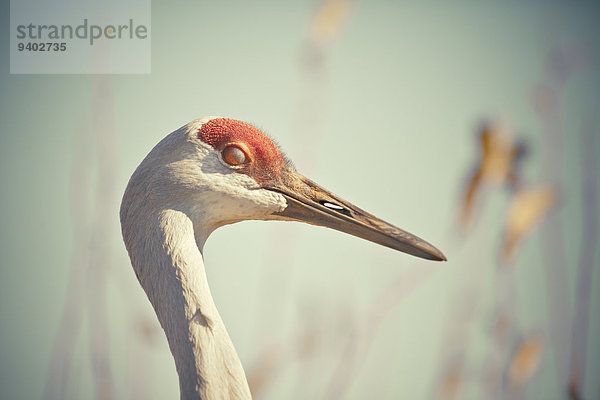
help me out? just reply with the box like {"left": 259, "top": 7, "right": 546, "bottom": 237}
{"left": 321, "top": 201, "right": 343, "bottom": 210}
{"left": 319, "top": 200, "right": 350, "bottom": 216}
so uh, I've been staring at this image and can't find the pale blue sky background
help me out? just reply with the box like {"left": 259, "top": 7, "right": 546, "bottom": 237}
{"left": 1, "top": 2, "right": 599, "bottom": 399}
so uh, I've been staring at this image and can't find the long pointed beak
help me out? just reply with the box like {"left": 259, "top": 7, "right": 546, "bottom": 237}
{"left": 264, "top": 170, "right": 447, "bottom": 261}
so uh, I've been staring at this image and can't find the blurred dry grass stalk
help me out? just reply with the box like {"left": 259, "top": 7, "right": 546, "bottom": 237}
{"left": 533, "top": 42, "right": 591, "bottom": 395}
{"left": 44, "top": 76, "right": 118, "bottom": 400}
{"left": 567, "top": 121, "right": 598, "bottom": 400}
{"left": 443, "top": 41, "right": 595, "bottom": 400}
{"left": 249, "top": 1, "right": 358, "bottom": 397}
{"left": 304, "top": 0, "right": 356, "bottom": 69}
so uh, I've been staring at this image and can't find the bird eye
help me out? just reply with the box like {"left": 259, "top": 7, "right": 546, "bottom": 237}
{"left": 222, "top": 144, "right": 250, "bottom": 166}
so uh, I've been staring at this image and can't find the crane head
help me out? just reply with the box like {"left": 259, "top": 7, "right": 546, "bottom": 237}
{"left": 129, "top": 117, "right": 446, "bottom": 261}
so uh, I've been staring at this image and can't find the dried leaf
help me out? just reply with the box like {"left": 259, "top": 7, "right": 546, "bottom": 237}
{"left": 309, "top": 0, "right": 354, "bottom": 46}
{"left": 507, "top": 334, "right": 544, "bottom": 387}
{"left": 461, "top": 122, "right": 526, "bottom": 229}
{"left": 437, "top": 367, "right": 463, "bottom": 399}
{"left": 502, "top": 185, "right": 557, "bottom": 261}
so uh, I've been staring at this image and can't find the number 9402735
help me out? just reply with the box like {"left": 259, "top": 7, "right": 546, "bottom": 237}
{"left": 18, "top": 42, "right": 67, "bottom": 51}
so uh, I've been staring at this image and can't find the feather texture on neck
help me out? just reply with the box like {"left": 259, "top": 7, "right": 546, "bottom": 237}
{"left": 122, "top": 204, "right": 252, "bottom": 399}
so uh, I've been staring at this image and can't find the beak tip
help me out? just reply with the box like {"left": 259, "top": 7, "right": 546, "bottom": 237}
{"left": 427, "top": 252, "right": 447, "bottom": 262}
{"left": 433, "top": 249, "right": 448, "bottom": 261}
{"left": 418, "top": 244, "right": 447, "bottom": 262}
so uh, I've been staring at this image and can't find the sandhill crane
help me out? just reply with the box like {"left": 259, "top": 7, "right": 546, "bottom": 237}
{"left": 120, "top": 117, "right": 446, "bottom": 399}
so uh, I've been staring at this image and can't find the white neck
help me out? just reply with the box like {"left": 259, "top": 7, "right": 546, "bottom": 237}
{"left": 122, "top": 205, "right": 252, "bottom": 399}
